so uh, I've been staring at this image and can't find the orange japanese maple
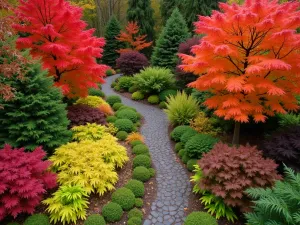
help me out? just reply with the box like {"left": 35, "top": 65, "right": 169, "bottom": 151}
{"left": 116, "top": 21, "right": 152, "bottom": 53}
{"left": 179, "top": 0, "right": 300, "bottom": 144}
{"left": 13, "top": 0, "right": 109, "bottom": 98}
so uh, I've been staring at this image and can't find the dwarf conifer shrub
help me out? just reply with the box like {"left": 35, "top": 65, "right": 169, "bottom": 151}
{"left": 127, "top": 217, "right": 142, "bottom": 225}
{"left": 170, "top": 125, "right": 194, "bottom": 142}
{"left": 198, "top": 143, "right": 281, "bottom": 211}
{"left": 159, "top": 101, "right": 167, "bottom": 109}
{"left": 125, "top": 180, "right": 145, "bottom": 198}
{"left": 114, "top": 119, "right": 134, "bottom": 132}
{"left": 111, "top": 188, "right": 135, "bottom": 211}
{"left": 132, "top": 144, "right": 149, "bottom": 155}
{"left": 132, "top": 91, "right": 145, "bottom": 100}
{"left": 116, "top": 51, "right": 149, "bottom": 75}
{"left": 133, "top": 166, "right": 151, "bottom": 182}
{"left": 0, "top": 145, "right": 57, "bottom": 220}
{"left": 149, "top": 168, "right": 155, "bottom": 177}
{"left": 106, "top": 115, "right": 117, "bottom": 123}
{"left": 135, "top": 198, "right": 143, "bottom": 208}
{"left": 24, "top": 214, "right": 50, "bottom": 225}
{"left": 67, "top": 104, "right": 106, "bottom": 127}
{"left": 128, "top": 208, "right": 143, "bottom": 219}
{"left": 175, "top": 142, "right": 184, "bottom": 152}
{"left": 178, "top": 149, "right": 186, "bottom": 158}
{"left": 116, "top": 109, "right": 139, "bottom": 123}
{"left": 159, "top": 89, "right": 177, "bottom": 102}
{"left": 133, "top": 155, "right": 152, "bottom": 168}
{"left": 84, "top": 214, "right": 106, "bottom": 225}
{"left": 113, "top": 103, "right": 124, "bottom": 111}
{"left": 118, "top": 76, "right": 134, "bottom": 91}
{"left": 116, "top": 131, "right": 128, "bottom": 141}
{"left": 106, "top": 95, "right": 122, "bottom": 106}
{"left": 102, "top": 202, "right": 123, "bottom": 222}
{"left": 148, "top": 95, "right": 160, "bottom": 104}
{"left": 180, "top": 129, "right": 198, "bottom": 145}
{"left": 130, "top": 140, "right": 144, "bottom": 147}
{"left": 129, "top": 86, "right": 138, "bottom": 93}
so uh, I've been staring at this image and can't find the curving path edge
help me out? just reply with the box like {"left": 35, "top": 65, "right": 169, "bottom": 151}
{"left": 103, "top": 75, "right": 191, "bottom": 225}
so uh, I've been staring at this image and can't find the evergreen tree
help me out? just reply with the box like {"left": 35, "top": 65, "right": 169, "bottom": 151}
{"left": 0, "top": 48, "right": 71, "bottom": 154}
{"left": 127, "top": 0, "right": 155, "bottom": 42}
{"left": 151, "top": 8, "right": 190, "bottom": 70}
{"left": 160, "top": 0, "right": 182, "bottom": 24}
{"left": 102, "top": 16, "right": 124, "bottom": 67}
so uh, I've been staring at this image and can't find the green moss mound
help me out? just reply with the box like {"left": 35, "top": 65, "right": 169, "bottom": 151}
{"left": 187, "top": 159, "right": 198, "bottom": 172}
{"left": 128, "top": 208, "right": 143, "bottom": 219}
{"left": 111, "top": 187, "right": 135, "bottom": 211}
{"left": 116, "top": 131, "right": 128, "bottom": 141}
{"left": 84, "top": 214, "right": 106, "bottom": 225}
{"left": 135, "top": 198, "right": 143, "bottom": 208}
{"left": 114, "top": 118, "right": 134, "bottom": 132}
{"left": 133, "top": 166, "right": 151, "bottom": 182}
{"left": 24, "top": 214, "right": 50, "bottom": 225}
{"left": 132, "top": 144, "right": 149, "bottom": 155}
{"left": 106, "top": 95, "right": 121, "bottom": 106}
{"left": 125, "top": 179, "right": 145, "bottom": 198}
{"left": 102, "top": 202, "right": 123, "bottom": 222}
{"left": 184, "top": 212, "right": 217, "bottom": 225}
{"left": 127, "top": 217, "right": 142, "bottom": 225}
{"left": 133, "top": 155, "right": 151, "bottom": 168}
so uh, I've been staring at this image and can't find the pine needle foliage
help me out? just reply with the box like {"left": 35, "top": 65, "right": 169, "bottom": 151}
{"left": 245, "top": 166, "right": 300, "bottom": 225}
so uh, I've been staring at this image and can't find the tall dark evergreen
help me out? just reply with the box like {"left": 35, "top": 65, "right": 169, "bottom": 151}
{"left": 0, "top": 55, "right": 71, "bottom": 154}
{"left": 151, "top": 8, "right": 190, "bottom": 70}
{"left": 160, "top": 0, "right": 182, "bottom": 24}
{"left": 184, "top": 0, "right": 226, "bottom": 31}
{"left": 102, "top": 16, "right": 124, "bottom": 67}
{"left": 127, "top": 0, "right": 155, "bottom": 42}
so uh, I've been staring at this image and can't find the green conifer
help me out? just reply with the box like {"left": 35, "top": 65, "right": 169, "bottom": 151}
{"left": 160, "top": 0, "right": 182, "bottom": 24}
{"left": 151, "top": 8, "right": 190, "bottom": 70}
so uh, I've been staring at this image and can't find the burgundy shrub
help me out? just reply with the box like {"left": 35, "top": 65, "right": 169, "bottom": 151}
{"left": 67, "top": 104, "right": 106, "bottom": 127}
{"left": 0, "top": 145, "right": 57, "bottom": 220}
{"left": 116, "top": 51, "right": 149, "bottom": 75}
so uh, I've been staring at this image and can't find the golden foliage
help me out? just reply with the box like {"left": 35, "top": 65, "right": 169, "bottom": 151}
{"left": 71, "top": 123, "right": 107, "bottom": 141}
{"left": 105, "top": 123, "right": 118, "bottom": 135}
{"left": 126, "top": 132, "right": 144, "bottom": 144}
{"left": 75, "top": 96, "right": 106, "bottom": 108}
{"left": 190, "top": 112, "right": 220, "bottom": 136}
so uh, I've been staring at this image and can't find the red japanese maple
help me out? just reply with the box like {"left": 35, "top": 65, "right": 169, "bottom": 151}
{"left": 116, "top": 21, "right": 152, "bottom": 53}
{"left": 179, "top": 0, "right": 300, "bottom": 143}
{"left": 13, "top": 0, "right": 109, "bottom": 98}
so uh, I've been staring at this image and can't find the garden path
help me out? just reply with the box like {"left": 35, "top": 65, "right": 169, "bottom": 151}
{"left": 102, "top": 75, "right": 191, "bottom": 225}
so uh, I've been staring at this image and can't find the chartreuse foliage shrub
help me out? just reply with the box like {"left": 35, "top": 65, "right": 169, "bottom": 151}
{"left": 185, "top": 134, "right": 219, "bottom": 159}
{"left": 67, "top": 104, "right": 106, "bottom": 127}
{"left": 0, "top": 145, "right": 57, "bottom": 220}
{"left": 184, "top": 212, "right": 217, "bottom": 225}
{"left": 170, "top": 125, "right": 194, "bottom": 142}
{"left": 24, "top": 214, "right": 50, "bottom": 225}
{"left": 111, "top": 187, "right": 135, "bottom": 211}
{"left": 125, "top": 180, "right": 145, "bottom": 198}
{"left": 75, "top": 96, "right": 106, "bottom": 108}
{"left": 133, "top": 166, "right": 151, "bottom": 182}
{"left": 190, "top": 112, "right": 220, "bottom": 136}
{"left": 132, "top": 144, "right": 149, "bottom": 155}
{"left": 0, "top": 62, "right": 71, "bottom": 152}
{"left": 165, "top": 92, "right": 199, "bottom": 126}
{"left": 133, "top": 67, "right": 176, "bottom": 94}
{"left": 132, "top": 91, "right": 145, "bottom": 100}
{"left": 105, "top": 123, "right": 118, "bottom": 136}
{"left": 106, "top": 95, "right": 122, "bottom": 106}
{"left": 135, "top": 198, "right": 143, "bottom": 208}
{"left": 278, "top": 113, "right": 300, "bottom": 128}
{"left": 198, "top": 143, "right": 281, "bottom": 212}
{"left": 71, "top": 123, "right": 107, "bottom": 141}
{"left": 245, "top": 166, "right": 300, "bottom": 225}
{"left": 159, "top": 89, "right": 177, "bottom": 102}
{"left": 116, "top": 109, "right": 139, "bottom": 123}
{"left": 148, "top": 95, "right": 160, "bottom": 104}
{"left": 102, "top": 202, "right": 123, "bottom": 222}
{"left": 43, "top": 185, "right": 89, "bottom": 225}
{"left": 113, "top": 102, "right": 124, "bottom": 111}
{"left": 88, "top": 88, "right": 105, "bottom": 98}
{"left": 114, "top": 118, "right": 134, "bottom": 132}
{"left": 263, "top": 126, "right": 300, "bottom": 171}
{"left": 118, "top": 76, "right": 134, "bottom": 91}
{"left": 126, "top": 132, "right": 144, "bottom": 144}
{"left": 191, "top": 165, "right": 237, "bottom": 222}
{"left": 84, "top": 214, "right": 106, "bottom": 225}
{"left": 133, "top": 155, "right": 152, "bottom": 168}
{"left": 49, "top": 136, "right": 128, "bottom": 195}
{"left": 116, "top": 131, "right": 128, "bottom": 141}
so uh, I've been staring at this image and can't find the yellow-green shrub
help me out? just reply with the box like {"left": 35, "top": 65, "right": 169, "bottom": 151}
{"left": 43, "top": 185, "right": 89, "bottom": 225}
{"left": 190, "top": 112, "right": 220, "bottom": 136}
{"left": 71, "top": 123, "right": 107, "bottom": 141}
{"left": 75, "top": 96, "right": 106, "bottom": 108}
{"left": 50, "top": 136, "right": 129, "bottom": 195}
{"left": 105, "top": 123, "right": 119, "bottom": 135}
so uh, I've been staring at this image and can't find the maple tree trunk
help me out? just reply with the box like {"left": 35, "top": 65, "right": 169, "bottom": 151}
{"left": 232, "top": 121, "right": 240, "bottom": 146}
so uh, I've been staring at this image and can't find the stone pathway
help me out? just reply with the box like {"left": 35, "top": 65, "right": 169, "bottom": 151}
{"left": 102, "top": 75, "right": 191, "bottom": 225}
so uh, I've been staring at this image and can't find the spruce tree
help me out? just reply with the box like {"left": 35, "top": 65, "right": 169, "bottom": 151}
{"left": 0, "top": 53, "right": 71, "bottom": 154}
{"left": 102, "top": 16, "right": 124, "bottom": 68}
{"left": 160, "top": 0, "right": 182, "bottom": 24}
{"left": 151, "top": 8, "right": 190, "bottom": 70}
{"left": 127, "top": 0, "right": 155, "bottom": 42}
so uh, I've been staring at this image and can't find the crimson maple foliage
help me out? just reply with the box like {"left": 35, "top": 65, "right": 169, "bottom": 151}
{"left": 0, "top": 145, "right": 57, "bottom": 220}
{"left": 179, "top": 0, "right": 300, "bottom": 143}
{"left": 116, "top": 21, "right": 152, "bottom": 53}
{"left": 13, "top": 0, "right": 109, "bottom": 98}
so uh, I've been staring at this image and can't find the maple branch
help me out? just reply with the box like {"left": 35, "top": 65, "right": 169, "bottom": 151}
{"left": 226, "top": 56, "right": 244, "bottom": 74}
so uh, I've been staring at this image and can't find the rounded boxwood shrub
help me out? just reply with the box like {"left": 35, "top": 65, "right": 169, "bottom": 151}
{"left": 175, "top": 142, "right": 184, "bottom": 152}
{"left": 180, "top": 129, "right": 198, "bottom": 144}
{"left": 187, "top": 159, "right": 198, "bottom": 172}
{"left": 125, "top": 179, "right": 145, "bottom": 197}
{"left": 116, "top": 51, "right": 149, "bottom": 75}
{"left": 116, "top": 109, "right": 138, "bottom": 123}
{"left": 128, "top": 208, "right": 143, "bottom": 219}
{"left": 159, "top": 101, "right": 167, "bottom": 109}
{"left": 106, "top": 95, "right": 121, "bottom": 106}
{"left": 129, "top": 86, "right": 138, "bottom": 93}
{"left": 133, "top": 166, "right": 151, "bottom": 182}
{"left": 135, "top": 198, "right": 143, "bottom": 208}
{"left": 159, "top": 89, "right": 177, "bottom": 102}
{"left": 116, "top": 131, "right": 128, "bottom": 141}
{"left": 132, "top": 144, "right": 149, "bottom": 155}
{"left": 182, "top": 152, "right": 191, "bottom": 164}
{"left": 184, "top": 212, "right": 217, "bottom": 225}
{"left": 133, "top": 155, "right": 151, "bottom": 168}
{"left": 147, "top": 95, "right": 159, "bottom": 104}
{"left": 84, "top": 214, "right": 106, "bottom": 225}
{"left": 114, "top": 119, "right": 134, "bottom": 132}
{"left": 127, "top": 217, "right": 142, "bottom": 225}
{"left": 24, "top": 214, "right": 50, "bottom": 225}
{"left": 111, "top": 81, "right": 117, "bottom": 88}
{"left": 111, "top": 187, "right": 135, "bottom": 211}
{"left": 112, "top": 102, "right": 124, "bottom": 111}
{"left": 118, "top": 105, "right": 137, "bottom": 112}
{"left": 132, "top": 91, "right": 145, "bottom": 100}
{"left": 135, "top": 121, "right": 141, "bottom": 127}
{"left": 102, "top": 202, "right": 123, "bottom": 222}
{"left": 89, "top": 88, "right": 105, "bottom": 98}
{"left": 178, "top": 149, "right": 186, "bottom": 158}
{"left": 170, "top": 125, "right": 194, "bottom": 142}
{"left": 185, "top": 134, "right": 219, "bottom": 159}
{"left": 106, "top": 115, "right": 117, "bottom": 123}
{"left": 130, "top": 140, "right": 144, "bottom": 147}
{"left": 148, "top": 168, "right": 156, "bottom": 177}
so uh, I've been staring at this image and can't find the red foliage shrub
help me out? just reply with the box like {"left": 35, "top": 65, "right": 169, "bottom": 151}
{"left": 0, "top": 145, "right": 57, "bottom": 220}
{"left": 67, "top": 104, "right": 106, "bottom": 127}
{"left": 198, "top": 142, "right": 281, "bottom": 212}
{"left": 116, "top": 51, "right": 149, "bottom": 76}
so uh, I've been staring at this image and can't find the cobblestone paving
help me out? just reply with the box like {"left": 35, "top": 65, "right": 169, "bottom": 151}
{"left": 103, "top": 75, "right": 191, "bottom": 225}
